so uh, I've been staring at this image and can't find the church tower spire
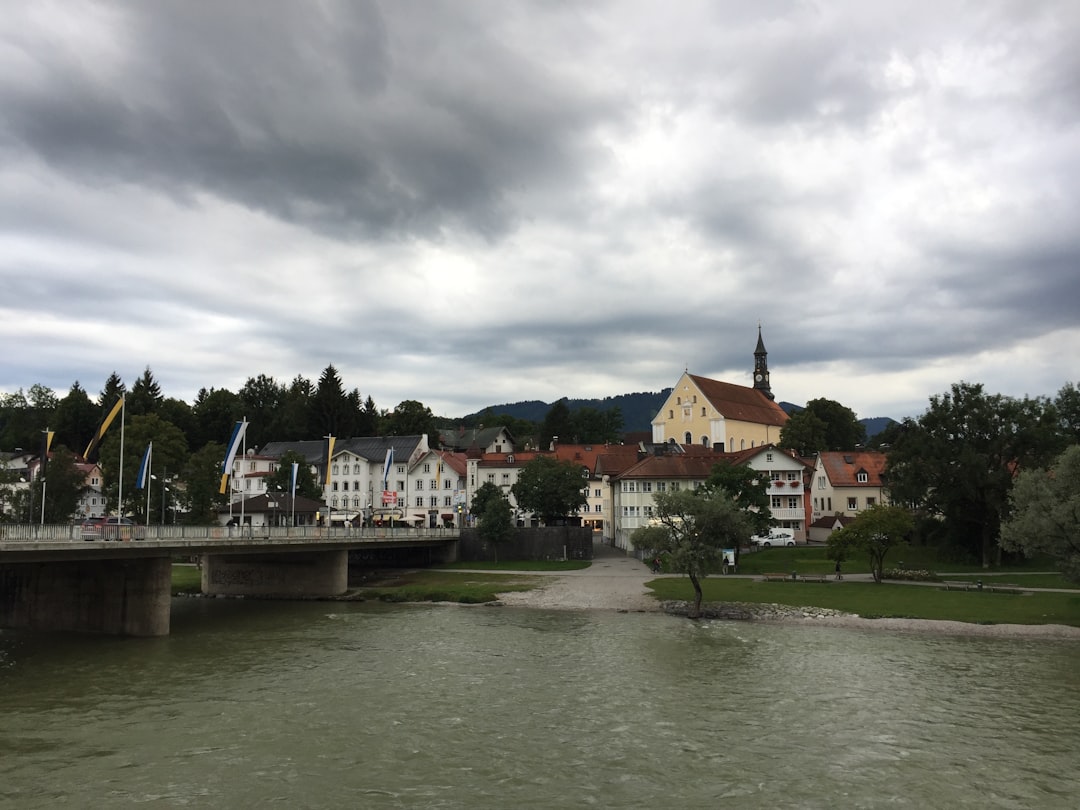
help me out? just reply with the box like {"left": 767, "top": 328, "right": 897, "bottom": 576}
{"left": 753, "top": 325, "right": 774, "bottom": 400}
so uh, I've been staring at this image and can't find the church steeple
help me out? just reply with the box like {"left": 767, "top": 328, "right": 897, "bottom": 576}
{"left": 753, "top": 325, "right": 774, "bottom": 400}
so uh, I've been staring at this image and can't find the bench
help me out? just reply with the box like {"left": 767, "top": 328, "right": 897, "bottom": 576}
{"left": 797, "top": 573, "right": 828, "bottom": 583}
{"left": 942, "top": 581, "right": 976, "bottom": 591}
{"left": 986, "top": 583, "right": 1022, "bottom": 594}
{"left": 762, "top": 572, "right": 791, "bottom": 582}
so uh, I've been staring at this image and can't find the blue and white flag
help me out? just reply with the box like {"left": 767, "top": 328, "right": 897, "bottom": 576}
{"left": 290, "top": 461, "right": 299, "bottom": 498}
{"left": 218, "top": 420, "right": 248, "bottom": 494}
{"left": 382, "top": 447, "right": 394, "bottom": 489}
{"left": 136, "top": 442, "right": 152, "bottom": 489}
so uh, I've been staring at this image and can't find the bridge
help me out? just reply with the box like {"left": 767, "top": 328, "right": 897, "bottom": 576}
{"left": 0, "top": 525, "right": 460, "bottom": 637}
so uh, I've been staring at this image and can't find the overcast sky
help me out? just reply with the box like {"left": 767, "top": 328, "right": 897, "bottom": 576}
{"left": 2, "top": 1, "right": 1078, "bottom": 424}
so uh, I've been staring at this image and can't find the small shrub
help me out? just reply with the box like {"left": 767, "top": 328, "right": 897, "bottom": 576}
{"left": 883, "top": 568, "right": 939, "bottom": 582}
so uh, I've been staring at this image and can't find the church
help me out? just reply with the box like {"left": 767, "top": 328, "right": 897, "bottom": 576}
{"left": 650, "top": 328, "right": 789, "bottom": 452}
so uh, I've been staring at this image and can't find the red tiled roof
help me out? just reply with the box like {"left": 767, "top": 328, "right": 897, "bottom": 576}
{"left": 818, "top": 451, "right": 887, "bottom": 487}
{"left": 616, "top": 455, "right": 720, "bottom": 480}
{"left": 688, "top": 374, "right": 789, "bottom": 426}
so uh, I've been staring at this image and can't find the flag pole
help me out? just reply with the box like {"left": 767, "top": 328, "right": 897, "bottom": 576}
{"left": 144, "top": 442, "right": 153, "bottom": 527}
{"left": 239, "top": 416, "right": 247, "bottom": 534}
{"left": 117, "top": 398, "right": 126, "bottom": 518}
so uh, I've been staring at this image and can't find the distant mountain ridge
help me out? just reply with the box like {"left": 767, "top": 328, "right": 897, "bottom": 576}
{"left": 464, "top": 391, "right": 896, "bottom": 438}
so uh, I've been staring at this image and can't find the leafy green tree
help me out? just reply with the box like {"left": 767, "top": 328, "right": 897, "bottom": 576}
{"left": 569, "top": 406, "right": 623, "bottom": 444}
{"left": 98, "top": 414, "right": 189, "bottom": 521}
{"left": 264, "top": 450, "right": 323, "bottom": 500}
{"left": 1000, "top": 445, "right": 1080, "bottom": 583}
{"left": 182, "top": 442, "right": 227, "bottom": 524}
{"left": 0, "top": 457, "right": 25, "bottom": 521}
{"left": 191, "top": 387, "right": 242, "bottom": 451}
{"left": 1054, "top": 382, "right": 1080, "bottom": 446}
{"left": 511, "top": 456, "right": 588, "bottom": 523}
{"left": 471, "top": 481, "right": 507, "bottom": 521}
{"left": 539, "top": 399, "right": 573, "bottom": 449}
{"left": 630, "top": 488, "right": 753, "bottom": 618}
{"left": 37, "top": 446, "right": 86, "bottom": 523}
{"left": 477, "top": 493, "right": 515, "bottom": 562}
{"left": 128, "top": 366, "right": 163, "bottom": 416}
{"left": 701, "top": 461, "right": 773, "bottom": 562}
{"left": 385, "top": 399, "right": 438, "bottom": 440}
{"left": 52, "top": 382, "right": 100, "bottom": 454}
{"left": 279, "top": 375, "right": 315, "bottom": 441}
{"left": 826, "top": 504, "right": 914, "bottom": 583}
{"left": 780, "top": 398, "right": 865, "bottom": 455}
{"left": 885, "top": 382, "right": 1059, "bottom": 567}
{"left": 239, "top": 374, "right": 286, "bottom": 447}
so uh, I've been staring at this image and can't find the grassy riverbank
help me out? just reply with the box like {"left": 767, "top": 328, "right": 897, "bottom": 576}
{"left": 646, "top": 578, "right": 1080, "bottom": 626}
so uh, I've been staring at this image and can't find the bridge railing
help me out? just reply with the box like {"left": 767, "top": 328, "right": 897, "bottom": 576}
{"left": 0, "top": 523, "right": 461, "bottom": 544}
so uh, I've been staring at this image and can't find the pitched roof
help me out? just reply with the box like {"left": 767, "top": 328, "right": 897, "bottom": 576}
{"left": 688, "top": 374, "right": 789, "bottom": 426}
{"left": 615, "top": 455, "right": 720, "bottom": 480}
{"left": 818, "top": 451, "right": 887, "bottom": 487}
{"left": 260, "top": 435, "right": 426, "bottom": 466}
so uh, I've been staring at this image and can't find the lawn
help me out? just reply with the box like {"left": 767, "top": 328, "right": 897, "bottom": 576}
{"left": 353, "top": 570, "right": 544, "bottom": 604}
{"left": 171, "top": 564, "right": 202, "bottom": 595}
{"left": 645, "top": 577, "right": 1080, "bottom": 626}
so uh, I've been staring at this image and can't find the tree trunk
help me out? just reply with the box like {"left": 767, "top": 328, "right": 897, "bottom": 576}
{"left": 688, "top": 573, "right": 703, "bottom": 619}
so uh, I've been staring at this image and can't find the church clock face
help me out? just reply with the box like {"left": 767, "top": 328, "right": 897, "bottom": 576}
{"left": 755, "top": 373, "right": 763, "bottom": 382}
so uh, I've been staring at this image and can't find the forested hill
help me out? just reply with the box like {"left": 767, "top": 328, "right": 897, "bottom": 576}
{"left": 464, "top": 390, "right": 672, "bottom": 433}
{"left": 466, "top": 392, "right": 896, "bottom": 437}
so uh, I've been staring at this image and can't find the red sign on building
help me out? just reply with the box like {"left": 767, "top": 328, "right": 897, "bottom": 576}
{"left": 381, "top": 490, "right": 398, "bottom": 506}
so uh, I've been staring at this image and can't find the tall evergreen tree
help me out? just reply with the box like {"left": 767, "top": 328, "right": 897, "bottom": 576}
{"left": 98, "top": 372, "right": 126, "bottom": 408}
{"left": 239, "top": 374, "right": 286, "bottom": 447}
{"left": 312, "top": 364, "right": 352, "bottom": 437}
{"left": 52, "top": 382, "right": 99, "bottom": 455}
{"left": 128, "top": 366, "right": 163, "bottom": 416}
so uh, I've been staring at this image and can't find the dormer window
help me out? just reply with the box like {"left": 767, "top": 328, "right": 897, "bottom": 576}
{"left": 507, "top": 454, "right": 515, "bottom": 464}
{"left": 856, "top": 471, "right": 869, "bottom": 483}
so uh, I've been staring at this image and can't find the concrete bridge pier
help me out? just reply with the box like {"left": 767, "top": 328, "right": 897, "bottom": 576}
{"left": 0, "top": 557, "right": 172, "bottom": 636}
{"left": 202, "top": 549, "right": 348, "bottom": 598}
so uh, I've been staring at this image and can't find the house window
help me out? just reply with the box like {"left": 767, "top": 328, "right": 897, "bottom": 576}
{"left": 595, "top": 504, "right": 603, "bottom": 513}
{"left": 397, "top": 465, "right": 405, "bottom": 474}
{"left": 867, "top": 497, "right": 877, "bottom": 508}
{"left": 788, "top": 497, "right": 799, "bottom": 509}
{"left": 771, "top": 496, "right": 782, "bottom": 508}
{"left": 423, "top": 463, "right": 430, "bottom": 473}
{"left": 416, "top": 480, "right": 423, "bottom": 490}
{"left": 501, "top": 473, "right": 510, "bottom": 484}
{"left": 486, "top": 474, "right": 495, "bottom": 484}
{"left": 416, "top": 497, "right": 424, "bottom": 507}
{"left": 332, "top": 482, "right": 339, "bottom": 491}
{"left": 702, "top": 436, "right": 710, "bottom": 447}
{"left": 594, "top": 489, "right": 601, "bottom": 498}
{"left": 827, "top": 497, "right": 832, "bottom": 511}
{"left": 787, "top": 472, "right": 799, "bottom": 481}
{"left": 701, "top": 407, "right": 706, "bottom": 417}
{"left": 342, "top": 481, "right": 349, "bottom": 491}
{"left": 430, "top": 496, "right": 438, "bottom": 507}
{"left": 669, "top": 410, "right": 674, "bottom": 419}
{"left": 444, "top": 496, "right": 452, "bottom": 507}
{"left": 657, "top": 481, "right": 667, "bottom": 492}
{"left": 671, "top": 482, "right": 680, "bottom": 491}
{"left": 857, "top": 472, "right": 869, "bottom": 483}
{"left": 766, "top": 453, "right": 773, "bottom": 462}
{"left": 642, "top": 482, "right": 653, "bottom": 492}
{"left": 684, "top": 432, "right": 692, "bottom": 444}
{"left": 396, "top": 480, "right": 405, "bottom": 492}
{"left": 644, "top": 505, "right": 653, "bottom": 517}
{"left": 818, "top": 477, "right": 825, "bottom": 489}
{"left": 848, "top": 497, "right": 858, "bottom": 511}
{"left": 677, "top": 396, "right": 681, "bottom": 405}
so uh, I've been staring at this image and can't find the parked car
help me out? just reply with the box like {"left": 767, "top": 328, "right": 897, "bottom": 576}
{"left": 80, "top": 517, "right": 106, "bottom": 540}
{"left": 750, "top": 529, "right": 796, "bottom": 548}
{"left": 82, "top": 516, "right": 143, "bottom": 541}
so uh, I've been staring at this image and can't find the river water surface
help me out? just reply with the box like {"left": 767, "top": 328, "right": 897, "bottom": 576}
{"left": 2, "top": 598, "right": 1079, "bottom": 808}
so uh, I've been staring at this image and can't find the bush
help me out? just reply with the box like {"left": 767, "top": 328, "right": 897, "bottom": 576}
{"left": 883, "top": 567, "right": 939, "bottom": 582}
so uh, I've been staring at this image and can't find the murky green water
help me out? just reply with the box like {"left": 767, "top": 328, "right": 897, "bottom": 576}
{"left": 2, "top": 599, "right": 1078, "bottom": 808}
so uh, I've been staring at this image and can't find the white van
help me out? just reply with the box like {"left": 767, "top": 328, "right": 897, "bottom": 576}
{"left": 750, "top": 529, "right": 796, "bottom": 548}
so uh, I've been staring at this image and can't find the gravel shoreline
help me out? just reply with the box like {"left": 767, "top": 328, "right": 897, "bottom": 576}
{"left": 492, "top": 559, "right": 1080, "bottom": 640}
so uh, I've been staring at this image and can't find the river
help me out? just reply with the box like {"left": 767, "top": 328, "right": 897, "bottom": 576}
{"left": 2, "top": 597, "right": 1079, "bottom": 808}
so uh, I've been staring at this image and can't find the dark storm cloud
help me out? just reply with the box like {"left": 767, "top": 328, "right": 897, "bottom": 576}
{"left": 1, "top": 1, "right": 615, "bottom": 241}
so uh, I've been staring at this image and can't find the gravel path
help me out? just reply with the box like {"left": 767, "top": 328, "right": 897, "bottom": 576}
{"left": 493, "top": 544, "right": 1080, "bottom": 640}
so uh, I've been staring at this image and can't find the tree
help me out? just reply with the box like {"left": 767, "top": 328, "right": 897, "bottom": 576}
{"left": 539, "top": 399, "right": 573, "bottom": 449}
{"left": 1054, "top": 382, "right": 1080, "bottom": 446}
{"left": 1000, "top": 445, "right": 1080, "bottom": 583}
{"left": 569, "top": 406, "right": 623, "bottom": 444}
{"left": 52, "top": 382, "right": 101, "bottom": 454}
{"left": 885, "top": 382, "right": 1059, "bottom": 567}
{"left": 128, "top": 366, "right": 163, "bottom": 416}
{"left": 384, "top": 399, "right": 438, "bottom": 440}
{"left": 312, "top": 364, "right": 353, "bottom": 438}
{"left": 36, "top": 446, "right": 86, "bottom": 523}
{"left": 477, "top": 491, "right": 515, "bottom": 562}
{"left": 471, "top": 481, "right": 507, "bottom": 522}
{"left": 98, "top": 414, "right": 189, "bottom": 521}
{"left": 511, "top": 456, "right": 588, "bottom": 523}
{"left": 182, "top": 442, "right": 227, "bottom": 524}
{"left": 630, "top": 488, "right": 752, "bottom": 618}
{"left": 779, "top": 398, "right": 865, "bottom": 455}
{"left": 701, "top": 460, "right": 773, "bottom": 562}
{"left": 265, "top": 450, "right": 323, "bottom": 500}
{"left": 191, "top": 387, "right": 242, "bottom": 452}
{"left": 827, "top": 504, "right": 914, "bottom": 583}
{"left": 239, "top": 374, "right": 286, "bottom": 447}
